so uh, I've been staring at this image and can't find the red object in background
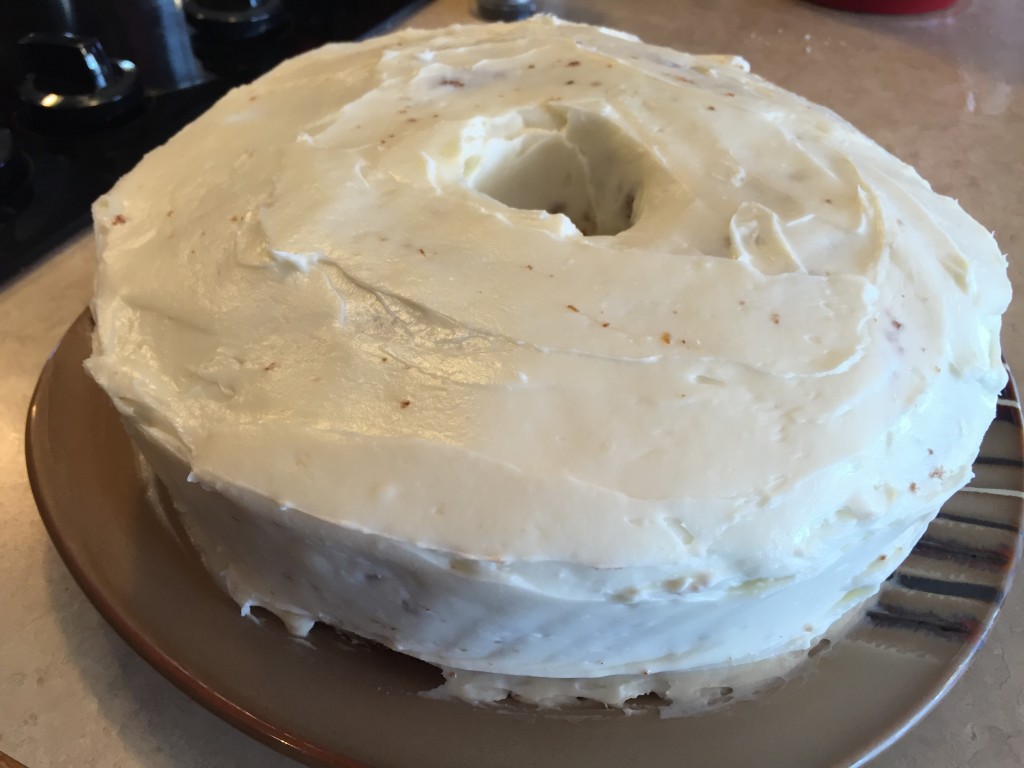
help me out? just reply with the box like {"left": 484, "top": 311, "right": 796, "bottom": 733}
{"left": 809, "top": 0, "right": 957, "bottom": 12}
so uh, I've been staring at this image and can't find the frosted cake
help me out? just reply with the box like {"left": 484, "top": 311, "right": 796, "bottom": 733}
{"left": 85, "top": 17, "right": 1011, "bottom": 707}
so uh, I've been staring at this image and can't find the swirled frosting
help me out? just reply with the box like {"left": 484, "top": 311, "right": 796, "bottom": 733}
{"left": 87, "top": 17, "right": 1010, "bottom": 687}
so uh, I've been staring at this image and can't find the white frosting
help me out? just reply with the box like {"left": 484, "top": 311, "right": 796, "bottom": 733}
{"left": 86, "top": 18, "right": 1009, "bottom": 693}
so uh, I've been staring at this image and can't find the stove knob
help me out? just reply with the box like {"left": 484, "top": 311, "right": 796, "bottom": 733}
{"left": 17, "top": 33, "right": 142, "bottom": 131}
{"left": 477, "top": 0, "right": 537, "bottom": 21}
{"left": 183, "top": 0, "right": 288, "bottom": 40}
{"left": 0, "top": 128, "right": 31, "bottom": 209}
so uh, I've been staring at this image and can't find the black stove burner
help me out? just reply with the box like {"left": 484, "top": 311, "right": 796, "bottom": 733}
{"left": 0, "top": 0, "right": 428, "bottom": 285}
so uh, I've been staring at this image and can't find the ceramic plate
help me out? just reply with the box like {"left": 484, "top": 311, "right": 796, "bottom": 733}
{"left": 26, "top": 312, "right": 1024, "bottom": 768}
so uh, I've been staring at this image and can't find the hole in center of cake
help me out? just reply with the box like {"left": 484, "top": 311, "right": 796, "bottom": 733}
{"left": 461, "top": 107, "right": 640, "bottom": 237}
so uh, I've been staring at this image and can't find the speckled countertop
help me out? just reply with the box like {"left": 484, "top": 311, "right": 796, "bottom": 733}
{"left": 1, "top": 0, "right": 1022, "bottom": 766}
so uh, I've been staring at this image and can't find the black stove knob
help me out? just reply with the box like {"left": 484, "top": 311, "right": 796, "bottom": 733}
{"left": 184, "top": 0, "right": 288, "bottom": 40}
{"left": 17, "top": 33, "right": 142, "bottom": 132}
{"left": 477, "top": 0, "right": 537, "bottom": 21}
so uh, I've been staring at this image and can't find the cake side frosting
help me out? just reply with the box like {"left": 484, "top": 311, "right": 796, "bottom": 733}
{"left": 86, "top": 17, "right": 1010, "bottom": 685}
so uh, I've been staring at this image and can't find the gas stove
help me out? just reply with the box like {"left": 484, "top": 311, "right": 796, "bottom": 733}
{"left": 0, "top": 0, "right": 429, "bottom": 285}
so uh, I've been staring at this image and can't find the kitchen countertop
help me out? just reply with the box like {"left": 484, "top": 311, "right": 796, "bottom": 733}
{"left": 1, "top": 0, "right": 1022, "bottom": 765}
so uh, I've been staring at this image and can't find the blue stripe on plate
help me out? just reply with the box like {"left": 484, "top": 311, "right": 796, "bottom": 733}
{"left": 911, "top": 535, "right": 1012, "bottom": 569}
{"left": 887, "top": 572, "right": 1002, "bottom": 604}
{"left": 936, "top": 511, "right": 1020, "bottom": 534}
{"left": 866, "top": 603, "right": 979, "bottom": 639}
